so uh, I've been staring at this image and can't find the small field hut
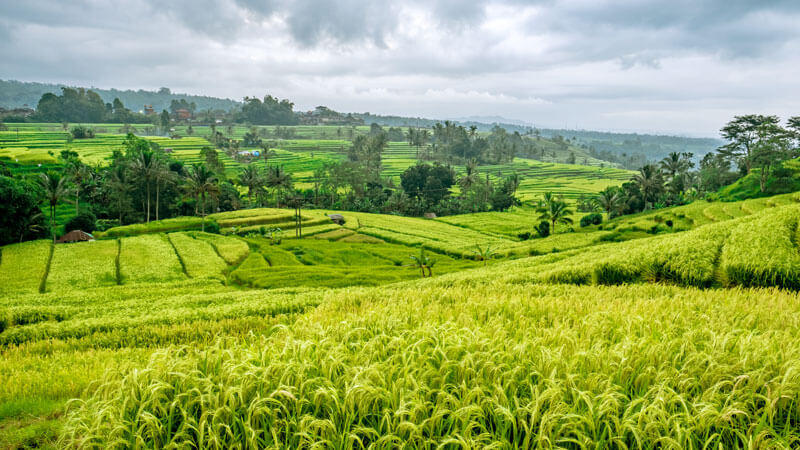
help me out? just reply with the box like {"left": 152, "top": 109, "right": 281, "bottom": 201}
{"left": 57, "top": 230, "right": 94, "bottom": 243}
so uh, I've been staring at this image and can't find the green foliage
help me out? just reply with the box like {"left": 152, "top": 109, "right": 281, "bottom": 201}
{"left": 0, "top": 176, "right": 48, "bottom": 245}
{"left": 579, "top": 212, "right": 603, "bottom": 227}
{"left": 64, "top": 212, "right": 97, "bottom": 233}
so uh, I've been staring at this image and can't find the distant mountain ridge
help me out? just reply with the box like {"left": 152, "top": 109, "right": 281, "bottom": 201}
{"left": 0, "top": 80, "right": 241, "bottom": 113}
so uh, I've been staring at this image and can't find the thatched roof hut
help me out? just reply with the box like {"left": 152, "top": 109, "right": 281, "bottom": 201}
{"left": 57, "top": 230, "right": 94, "bottom": 243}
{"left": 424, "top": 212, "right": 437, "bottom": 219}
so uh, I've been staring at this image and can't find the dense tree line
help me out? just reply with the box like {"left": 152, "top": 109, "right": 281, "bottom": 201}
{"left": 589, "top": 114, "right": 800, "bottom": 219}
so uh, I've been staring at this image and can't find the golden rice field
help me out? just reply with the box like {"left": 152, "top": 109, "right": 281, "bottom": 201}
{"left": 1, "top": 194, "right": 800, "bottom": 448}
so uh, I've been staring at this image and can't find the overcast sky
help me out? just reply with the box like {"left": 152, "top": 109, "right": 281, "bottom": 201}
{"left": 2, "top": 0, "right": 799, "bottom": 136}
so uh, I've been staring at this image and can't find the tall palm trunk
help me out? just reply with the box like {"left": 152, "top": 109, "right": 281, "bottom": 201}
{"left": 200, "top": 193, "right": 206, "bottom": 232}
{"left": 50, "top": 204, "right": 56, "bottom": 243}
{"left": 155, "top": 180, "right": 160, "bottom": 221}
{"left": 75, "top": 187, "right": 80, "bottom": 214}
{"left": 146, "top": 182, "right": 151, "bottom": 223}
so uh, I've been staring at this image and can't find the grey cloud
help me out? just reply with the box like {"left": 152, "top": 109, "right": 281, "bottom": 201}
{"left": 282, "top": 0, "right": 400, "bottom": 47}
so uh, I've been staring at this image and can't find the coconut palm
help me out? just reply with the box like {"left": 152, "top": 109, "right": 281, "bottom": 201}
{"left": 258, "top": 143, "right": 277, "bottom": 168}
{"left": 37, "top": 172, "right": 70, "bottom": 242}
{"left": 410, "top": 248, "right": 437, "bottom": 278}
{"left": 151, "top": 157, "right": 172, "bottom": 221}
{"left": 266, "top": 166, "right": 293, "bottom": 207}
{"left": 458, "top": 159, "right": 480, "bottom": 194}
{"left": 238, "top": 165, "right": 263, "bottom": 206}
{"left": 131, "top": 149, "right": 156, "bottom": 222}
{"left": 633, "top": 164, "right": 665, "bottom": 207}
{"left": 107, "top": 164, "right": 132, "bottom": 225}
{"left": 66, "top": 161, "right": 91, "bottom": 215}
{"left": 186, "top": 164, "right": 219, "bottom": 232}
{"left": 536, "top": 192, "right": 574, "bottom": 235}
{"left": 594, "top": 187, "right": 624, "bottom": 217}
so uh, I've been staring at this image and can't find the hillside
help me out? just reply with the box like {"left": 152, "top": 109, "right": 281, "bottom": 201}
{"left": 2, "top": 194, "right": 800, "bottom": 447}
{"left": 0, "top": 80, "right": 241, "bottom": 113}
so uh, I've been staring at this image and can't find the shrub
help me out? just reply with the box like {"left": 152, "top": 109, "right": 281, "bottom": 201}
{"left": 204, "top": 221, "right": 220, "bottom": 234}
{"left": 535, "top": 221, "right": 550, "bottom": 238}
{"left": 64, "top": 212, "right": 97, "bottom": 233}
{"left": 665, "top": 220, "right": 674, "bottom": 228}
{"left": 579, "top": 213, "right": 603, "bottom": 227}
{"left": 517, "top": 232, "right": 531, "bottom": 241}
{"left": 70, "top": 126, "right": 95, "bottom": 139}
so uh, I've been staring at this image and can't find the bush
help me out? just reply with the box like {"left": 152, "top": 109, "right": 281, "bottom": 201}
{"left": 64, "top": 211, "right": 97, "bottom": 233}
{"left": 665, "top": 220, "right": 674, "bottom": 228}
{"left": 70, "top": 126, "right": 95, "bottom": 139}
{"left": 203, "top": 221, "right": 220, "bottom": 234}
{"left": 517, "top": 232, "right": 531, "bottom": 241}
{"left": 580, "top": 213, "right": 603, "bottom": 227}
{"left": 535, "top": 221, "right": 550, "bottom": 238}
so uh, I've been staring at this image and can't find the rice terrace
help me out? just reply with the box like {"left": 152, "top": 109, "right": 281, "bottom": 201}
{"left": 3, "top": 1, "right": 800, "bottom": 449}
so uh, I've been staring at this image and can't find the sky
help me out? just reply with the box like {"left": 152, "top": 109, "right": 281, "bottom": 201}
{"left": 1, "top": 0, "right": 799, "bottom": 136}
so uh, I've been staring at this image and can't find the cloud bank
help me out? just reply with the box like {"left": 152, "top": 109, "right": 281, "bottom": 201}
{"left": 1, "top": 0, "right": 799, "bottom": 135}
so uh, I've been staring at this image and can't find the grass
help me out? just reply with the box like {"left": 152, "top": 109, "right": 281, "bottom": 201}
{"left": 166, "top": 232, "right": 227, "bottom": 280}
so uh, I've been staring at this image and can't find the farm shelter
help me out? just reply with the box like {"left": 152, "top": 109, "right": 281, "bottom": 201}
{"left": 57, "top": 230, "right": 94, "bottom": 243}
{"left": 328, "top": 214, "right": 345, "bottom": 225}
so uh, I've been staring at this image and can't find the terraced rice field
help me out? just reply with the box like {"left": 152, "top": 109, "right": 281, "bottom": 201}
{"left": 3, "top": 194, "right": 800, "bottom": 447}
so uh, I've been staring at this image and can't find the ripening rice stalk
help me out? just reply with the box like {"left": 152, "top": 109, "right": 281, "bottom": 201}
{"left": 46, "top": 240, "right": 118, "bottom": 291}
{"left": 167, "top": 233, "right": 227, "bottom": 280}
{"left": 59, "top": 282, "right": 800, "bottom": 449}
{"left": 119, "top": 234, "right": 185, "bottom": 284}
{"left": 0, "top": 240, "right": 52, "bottom": 295}
{"left": 720, "top": 204, "right": 800, "bottom": 289}
{"left": 192, "top": 232, "right": 249, "bottom": 265}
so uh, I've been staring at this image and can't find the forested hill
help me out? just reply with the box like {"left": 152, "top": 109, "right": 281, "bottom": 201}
{"left": 0, "top": 80, "right": 241, "bottom": 113}
{"left": 356, "top": 113, "right": 722, "bottom": 162}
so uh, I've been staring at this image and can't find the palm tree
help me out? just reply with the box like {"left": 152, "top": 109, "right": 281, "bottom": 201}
{"left": 66, "top": 161, "right": 90, "bottom": 215}
{"left": 238, "top": 165, "right": 263, "bottom": 205}
{"left": 410, "top": 248, "right": 437, "bottom": 277}
{"left": 37, "top": 172, "right": 70, "bottom": 242}
{"left": 131, "top": 149, "right": 156, "bottom": 222}
{"left": 536, "top": 192, "right": 574, "bottom": 235}
{"left": 633, "top": 164, "right": 665, "bottom": 208}
{"left": 186, "top": 164, "right": 219, "bottom": 232}
{"left": 107, "top": 164, "right": 132, "bottom": 225}
{"left": 266, "top": 166, "right": 293, "bottom": 207}
{"left": 151, "top": 157, "right": 172, "bottom": 221}
{"left": 258, "top": 143, "right": 277, "bottom": 168}
{"left": 594, "top": 187, "right": 623, "bottom": 217}
{"left": 472, "top": 244, "right": 496, "bottom": 266}
{"left": 458, "top": 159, "right": 480, "bottom": 194}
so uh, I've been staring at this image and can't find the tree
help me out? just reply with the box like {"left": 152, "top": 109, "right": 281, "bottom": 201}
{"left": 106, "top": 163, "right": 133, "bottom": 224}
{"left": 37, "top": 172, "right": 70, "bottom": 242}
{"left": 536, "top": 192, "right": 573, "bottom": 235}
{"left": 471, "top": 244, "right": 496, "bottom": 266}
{"left": 160, "top": 109, "right": 170, "bottom": 131}
{"left": 400, "top": 163, "right": 455, "bottom": 206}
{"left": 593, "top": 186, "right": 624, "bottom": 217}
{"left": 718, "top": 115, "right": 780, "bottom": 174}
{"left": 131, "top": 149, "right": 157, "bottom": 222}
{"left": 0, "top": 176, "right": 48, "bottom": 245}
{"left": 632, "top": 164, "right": 665, "bottom": 208}
{"left": 409, "top": 248, "right": 437, "bottom": 277}
{"left": 750, "top": 121, "right": 793, "bottom": 192}
{"left": 265, "top": 166, "right": 293, "bottom": 207}
{"left": 186, "top": 164, "right": 219, "bottom": 232}
{"left": 66, "top": 160, "right": 91, "bottom": 214}
{"left": 238, "top": 165, "right": 263, "bottom": 205}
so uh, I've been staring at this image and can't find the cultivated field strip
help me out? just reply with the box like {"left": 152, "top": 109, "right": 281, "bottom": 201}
{"left": 119, "top": 234, "right": 186, "bottom": 284}
{"left": 46, "top": 239, "right": 119, "bottom": 291}
{"left": 167, "top": 233, "right": 227, "bottom": 280}
{"left": 0, "top": 240, "right": 52, "bottom": 295}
